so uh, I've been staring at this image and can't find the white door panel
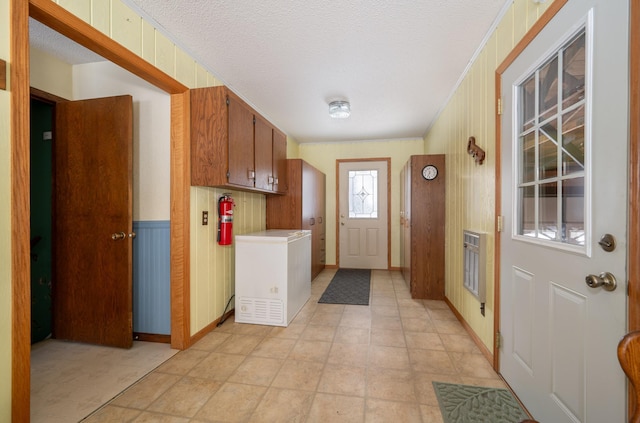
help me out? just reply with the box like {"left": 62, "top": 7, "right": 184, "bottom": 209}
{"left": 338, "top": 160, "right": 388, "bottom": 269}
{"left": 500, "top": 0, "right": 628, "bottom": 421}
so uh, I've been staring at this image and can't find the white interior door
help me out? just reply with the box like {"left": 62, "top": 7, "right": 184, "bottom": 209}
{"left": 500, "top": 1, "right": 628, "bottom": 422}
{"left": 338, "top": 160, "right": 388, "bottom": 269}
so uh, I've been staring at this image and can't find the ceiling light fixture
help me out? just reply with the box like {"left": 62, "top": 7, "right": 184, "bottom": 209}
{"left": 329, "top": 100, "right": 350, "bottom": 118}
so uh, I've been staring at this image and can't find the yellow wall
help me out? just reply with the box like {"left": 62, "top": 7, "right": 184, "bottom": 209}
{"left": 299, "top": 139, "right": 425, "bottom": 268}
{"left": 30, "top": 47, "right": 73, "bottom": 99}
{"left": 287, "top": 136, "right": 300, "bottom": 158}
{"left": 423, "top": 0, "right": 554, "bottom": 351}
{"left": 0, "top": 0, "right": 11, "bottom": 416}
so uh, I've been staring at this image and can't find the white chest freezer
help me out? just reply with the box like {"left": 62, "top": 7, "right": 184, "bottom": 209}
{"left": 234, "top": 229, "right": 311, "bottom": 326}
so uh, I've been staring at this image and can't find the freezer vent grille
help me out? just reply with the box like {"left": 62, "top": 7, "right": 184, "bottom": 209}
{"left": 237, "top": 297, "right": 284, "bottom": 325}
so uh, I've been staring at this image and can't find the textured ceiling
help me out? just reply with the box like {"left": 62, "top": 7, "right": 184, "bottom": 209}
{"left": 30, "top": 18, "right": 106, "bottom": 65}
{"left": 32, "top": 1, "right": 512, "bottom": 143}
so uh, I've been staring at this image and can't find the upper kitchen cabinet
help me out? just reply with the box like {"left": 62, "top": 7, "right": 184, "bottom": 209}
{"left": 190, "top": 86, "right": 287, "bottom": 194}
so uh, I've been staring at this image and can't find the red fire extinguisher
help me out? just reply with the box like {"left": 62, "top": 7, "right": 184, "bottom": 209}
{"left": 217, "top": 193, "right": 235, "bottom": 245}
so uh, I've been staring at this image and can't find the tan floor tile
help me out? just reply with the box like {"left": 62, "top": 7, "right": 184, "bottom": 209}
{"left": 216, "top": 334, "right": 263, "bottom": 355}
{"left": 194, "top": 382, "right": 266, "bottom": 422}
{"left": 111, "top": 372, "right": 182, "bottom": 409}
{"left": 364, "top": 398, "right": 422, "bottom": 423}
{"left": 83, "top": 405, "right": 141, "bottom": 422}
{"left": 248, "top": 388, "right": 315, "bottom": 423}
{"left": 370, "top": 315, "right": 403, "bottom": 331}
{"left": 133, "top": 411, "right": 190, "bottom": 422}
{"left": 420, "top": 404, "right": 445, "bottom": 423}
{"left": 328, "top": 343, "right": 369, "bottom": 367}
{"left": 408, "top": 349, "right": 457, "bottom": 374}
{"left": 300, "top": 324, "right": 337, "bottom": 342}
{"left": 428, "top": 308, "right": 457, "bottom": 321}
{"left": 459, "top": 377, "right": 507, "bottom": 388}
{"left": 366, "top": 368, "right": 416, "bottom": 402}
{"left": 368, "top": 345, "right": 410, "bottom": 370}
{"left": 190, "top": 332, "right": 231, "bottom": 351}
{"left": 155, "top": 349, "right": 209, "bottom": 376}
{"left": 439, "top": 333, "right": 482, "bottom": 353}
{"left": 187, "top": 352, "right": 246, "bottom": 381}
{"left": 267, "top": 322, "right": 306, "bottom": 339}
{"left": 370, "top": 295, "right": 397, "bottom": 306}
{"left": 317, "top": 364, "right": 366, "bottom": 396}
{"left": 147, "top": 376, "right": 221, "bottom": 417}
{"left": 315, "top": 303, "right": 346, "bottom": 314}
{"left": 402, "top": 316, "right": 437, "bottom": 333}
{"left": 413, "top": 372, "right": 462, "bottom": 406}
{"left": 371, "top": 305, "right": 400, "bottom": 318}
{"left": 334, "top": 326, "right": 370, "bottom": 344}
{"left": 272, "top": 360, "right": 324, "bottom": 391}
{"left": 450, "top": 352, "right": 501, "bottom": 379}
{"left": 227, "top": 356, "right": 283, "bottom": 386}
{"left": 339, "top": 313, "right": 372, "bottom": 329}
{"left": 370, "top": 327, "right": 406, "bottom": 347}
{"left": 251, "top": 337, "right": 297, "bottom": 358}
{"left": 423, "top": 300, "right": 450, "bottom": 310}
{"left": 310, "top": 310, "right": 343, "bottom": 326}
{"left": 288, "top": 340, "right": 332, "bottom": 362}
{"left": 307, "top": 393, "right": 365, "bottom": 423}
{"left": 405, "top": 332, "right": 445, "bottom": 351}
{"left": 433, "top": 319, "right": 467, "bottom": 335}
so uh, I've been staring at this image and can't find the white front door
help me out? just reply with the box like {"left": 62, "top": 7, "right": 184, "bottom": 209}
{"left": 500, "top": 1, "right": 628, "bottom": 422}
{"left": 338, "top": 160, "right": 388, "bottom": 269}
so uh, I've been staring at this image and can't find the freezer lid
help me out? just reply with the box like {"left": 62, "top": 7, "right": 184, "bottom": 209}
{"left": 235, "top": 229, "right": 311, "bottom": 243}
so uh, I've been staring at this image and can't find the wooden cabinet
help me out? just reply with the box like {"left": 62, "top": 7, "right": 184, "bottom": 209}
{"left": 266, "top": 159, "right": 326, "bottom": 279}
{"left": 399, "top": 155, "right": 445, "bottom": 299}
{"left": 190, "top": 86, "right": 286, "bottom": 194}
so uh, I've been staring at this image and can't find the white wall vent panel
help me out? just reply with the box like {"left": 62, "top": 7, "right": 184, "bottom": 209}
{"left": 237, "top": 297, "right": 284, "bottom": 325}
{"left": 463, "top": 230, "right": 486, "bottom": 303}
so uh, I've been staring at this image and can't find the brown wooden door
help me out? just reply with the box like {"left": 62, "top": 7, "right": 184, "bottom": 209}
{"left": 254, "top": 114, "right": 273, "bottom": 191}
{"left": 227, "top": 92, "right": 255, "bottom": 187}
{"left": 53, "top": 95, "right": 133, "bottom": 349}
{"left": 272, "top": 129, "right": 287, "bottom": 193}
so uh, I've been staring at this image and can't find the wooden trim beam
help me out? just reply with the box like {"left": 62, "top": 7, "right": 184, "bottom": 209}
{"left": 11, "top": 0, "right": 31, "bottom": 419}
{"left": 0, "top": 58, "right": 6, "bottom": 90}
{"left": 28, "top": 0, "right": 188, "bottom": 95}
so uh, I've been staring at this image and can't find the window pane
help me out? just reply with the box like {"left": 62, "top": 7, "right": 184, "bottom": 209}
{"left": 562, "top": 177, "right": 584, "bottom": 245}
{"left": 520, "top": 132, "right": 536, "bottom": 183}
{"left": 539, "top": 125, "right": 558, "bottom": 180}
{"left": 539, "top": 56, "right": 559, "bottom": 121}
{"left": 519, "top": 185, "right": 536, "bottom": 237}
{"left": 562, "top": 105, "right": 585, "bottom": 175}
{"left": 562, "top": 33, "right": 586, "bottom": 110}
{"left": 539, "top": 182, "right": 558, "bottom": 241}
{"left": 348, "top": 170, "right": 378, "bottom": 218}
{"left": 521, "top": 75, "right": 536, "bottom": 132}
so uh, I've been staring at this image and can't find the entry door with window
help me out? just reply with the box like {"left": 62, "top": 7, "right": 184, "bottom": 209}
{"left": 500, "top": 0, "right": 628, "bottom": 421}
{"left": 338, "top": 160, "right": 388, "bottom": 269}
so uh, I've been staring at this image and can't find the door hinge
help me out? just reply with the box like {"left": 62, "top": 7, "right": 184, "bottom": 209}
{"left": 226, "top": 98, "right": 230, "bottom": 106}
{"left": 253, "top": 116, "right": 256, "bottom": 124}
{"left": 496, "top": 331, "right": 502, "bottom": 349}
{"left": 497, "top": 215, "right": 504, "bottom": 233}
{"left": 226, "top": 170, "right": 230, "bottom": 180}
{"left": 497, "top": 98, "right": 503, "bottom": 115}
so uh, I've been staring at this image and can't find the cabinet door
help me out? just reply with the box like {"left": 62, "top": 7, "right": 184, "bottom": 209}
{"left": 227, "top": 93, "right": 255, "bottom": 187}
{"left": 272, "top": 129, "right": 287, "bottom": 193}
{"left": 254, "top": 114, "right": 273, "bottom": 191}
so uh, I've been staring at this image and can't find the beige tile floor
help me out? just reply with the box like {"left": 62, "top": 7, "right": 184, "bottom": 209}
{"left": 84, "top": 269, "right": 507, "bottom": 423}
{"left": 31, "top": 339, "right": 178, "bottom": 422}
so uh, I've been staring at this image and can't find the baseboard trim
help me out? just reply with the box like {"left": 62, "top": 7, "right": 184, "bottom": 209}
{"left": 443, "top": 296, "right": 495, "bottom": 368}
{"left": 189, "top": 309, "right": 235, "bottom": 346}
{"left": 133, "top": 332, "right": 171, "bottom": 344}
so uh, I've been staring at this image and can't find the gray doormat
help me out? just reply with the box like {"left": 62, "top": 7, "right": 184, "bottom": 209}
{"left": 318, "top": 268, "right": 371, "bottom": 305}
{"left": 433, "top": 382, "right": 529, "bottom": 423}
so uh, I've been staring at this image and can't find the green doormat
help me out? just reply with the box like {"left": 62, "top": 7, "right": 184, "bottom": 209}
{"left": 433, "top": 382, "right": 529, "bottom": 423}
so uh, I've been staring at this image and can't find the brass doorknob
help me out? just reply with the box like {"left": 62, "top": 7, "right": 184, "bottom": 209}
{"left": 585, "top": 272, "right": 617, "bottom": 291}
{"left": 111, "top": 232, "right": 126, "bottom": 241}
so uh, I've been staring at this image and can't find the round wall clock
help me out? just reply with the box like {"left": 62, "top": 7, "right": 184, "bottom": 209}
{"left": 422, "top": 165, "right": 438, "bottom": 180}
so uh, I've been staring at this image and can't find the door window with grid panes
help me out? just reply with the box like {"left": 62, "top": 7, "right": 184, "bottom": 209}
{"left": 515, "top": 30, "right": 588, "bottom": 251}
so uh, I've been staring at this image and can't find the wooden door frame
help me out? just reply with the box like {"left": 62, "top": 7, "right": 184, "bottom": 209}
{"left": 335, "top": 158, "right": 391, "bottom": 269}
{"left": 11, "top": 0, "right": 192, "bottom": 419}
{"left": 493, "top": 0, "right": 640, "bottom": 411}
